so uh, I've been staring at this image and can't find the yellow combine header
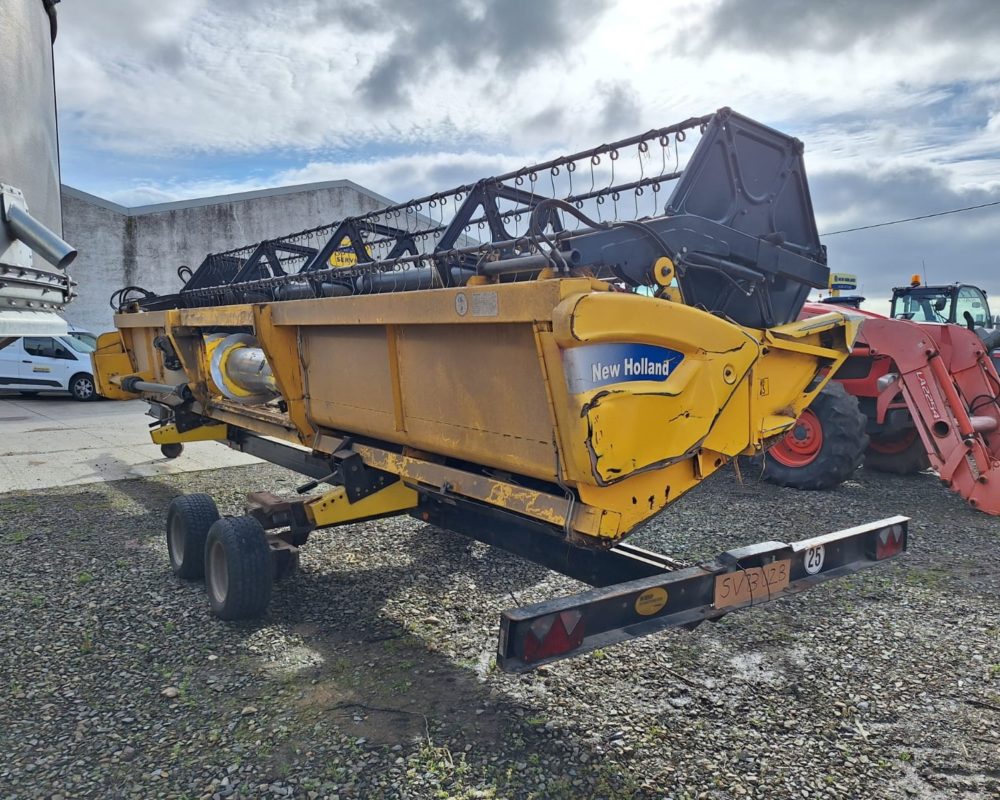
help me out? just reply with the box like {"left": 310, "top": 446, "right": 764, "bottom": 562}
{"left": 94, "top": 109, "right": 907, "bottom": 670}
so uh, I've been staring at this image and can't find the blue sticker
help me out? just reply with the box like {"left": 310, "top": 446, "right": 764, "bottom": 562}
{"left": 562, "top": 343, "right": 685, "bottom": 394}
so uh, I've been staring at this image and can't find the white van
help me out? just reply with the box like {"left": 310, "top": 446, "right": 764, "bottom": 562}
{"left": 0, "top": 331, "right": 98, "bottom": 400}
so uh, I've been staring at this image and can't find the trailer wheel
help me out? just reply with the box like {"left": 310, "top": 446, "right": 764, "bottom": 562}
{"left": 865, "top": 430, "right": 930, "bottom": 475}
{"left": 759, "top": 382, "right": 868, "bottom": 490}
{"left": 160, "top": 443, "right": 184, "bottom": 459}
{"left": 166, "top": 494, "right": 220, "bottom": 579}
{"left": 204, "top": 516, "right": 273, "bottom": 620}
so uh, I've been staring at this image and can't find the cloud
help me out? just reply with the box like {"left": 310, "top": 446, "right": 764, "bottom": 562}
{"left": 596, "top": 81, "right": 641, "bottom": 137}
{"left": 690, "top": 0, "right": 1000, "bottom": 54}
{"left": 811, "top": 164, "right": 1000, "bottom": 302}
{"left": 336, "top": 0, "right": 611, "bottom": 109}
{"left": 55, "top": 0, "right": 614, "bottom": 156}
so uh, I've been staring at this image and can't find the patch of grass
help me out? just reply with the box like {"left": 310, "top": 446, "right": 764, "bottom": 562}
{"left": 30, "top": 595, "right": 45, "bottom": 609}
{"left": 4, "top": 531, "right": 28, "bottom": 544}
{"left": 903, "top": 568, "right": 947, "bottom": 590}
{"left": 898, "top": 750, "right": 913, "bottom": 762}
{"left": 76, "top": 571, "right": 95, "bottom": 585}
{"left": 0, "top": 499, "right": 40, "bottom": 515}
{"left": 164, "top": 621, "right": 175, "bottom": 633}
{"left": 645, "top": 724, "right": 668, "bottom": 741}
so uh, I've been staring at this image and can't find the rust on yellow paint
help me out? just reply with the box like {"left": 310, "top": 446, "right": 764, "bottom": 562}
{"left": 306, "top": 480, "right": 417, "bottom": 528}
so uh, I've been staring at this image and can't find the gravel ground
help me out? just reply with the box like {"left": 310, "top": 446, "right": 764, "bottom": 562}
{"left": 0, "top": 462, "right": 998, "bottom": 800}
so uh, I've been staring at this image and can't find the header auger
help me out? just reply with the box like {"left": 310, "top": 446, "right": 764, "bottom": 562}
{"left": 94, "top": 109, "right": 908, "bottom": 670}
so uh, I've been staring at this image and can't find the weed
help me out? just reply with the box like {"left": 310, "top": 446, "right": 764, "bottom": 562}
{"left": 646, "top": 724, "right": 668, "bottom": 740}
{"left": 76, "top": 571, "right": 95, "bottom": 585}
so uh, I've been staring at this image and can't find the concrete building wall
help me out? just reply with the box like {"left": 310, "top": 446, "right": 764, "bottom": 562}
{"left": 61, "top": 181, "right": 394, "bottom": 333}
{"left": 61, "top": 190, "right": 128, "bottom": 335}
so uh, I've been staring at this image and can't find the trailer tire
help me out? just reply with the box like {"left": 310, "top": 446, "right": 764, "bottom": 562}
{"left": 166, "top": 493, "right": 220, "bottom": 579}
{"left": 204, "top": 516, "right": 272, "bottom": 620}
{"left": 758, "top": 382, "right": 868, "bottom": 490}
{"left": 865, "top": 430, "right": 930, "bottom": 475}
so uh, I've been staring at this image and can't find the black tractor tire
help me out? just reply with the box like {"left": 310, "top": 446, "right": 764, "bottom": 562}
{"left": 166, "top": 494, "right": 220, "bottom": 579}
{"left": 204, "top": 516, "right": 273, "bottom": 620}
{"left": 758, "top": 382, "right": 868, "bottom": 490}
{"left": 865, "top": 431, "right": 930, "bottom": 475}
{"left": 160, "top": 443, "right": 184, "bottom": 459}
{"left": 273, "top": 549, "right": 300, "bottom": 582}
{"left": 69, "top": 373, "right": 97, "bottom": 401}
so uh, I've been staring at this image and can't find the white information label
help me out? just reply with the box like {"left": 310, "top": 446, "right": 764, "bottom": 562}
{"left": 803, "top": 544, "right": 826, "bottom": 575}
{"left": 470, "top": 291, "right": 499, "bottom": 317}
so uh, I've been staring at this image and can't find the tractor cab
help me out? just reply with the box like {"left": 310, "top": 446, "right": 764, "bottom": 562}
{"left": 891, "top": 278, "right": 1000, "bottom": 373}
{"left": 890, "top": 279, "right": 994, "bottom": 329}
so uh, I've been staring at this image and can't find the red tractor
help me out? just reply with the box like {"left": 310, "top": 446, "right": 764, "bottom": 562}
{"left": 758, "top": 281, "right": 1000, "bottom": 514}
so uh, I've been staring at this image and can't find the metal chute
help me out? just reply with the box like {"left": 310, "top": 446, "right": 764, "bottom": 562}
{"left": 0, "top": 0, "right": 76, "bottom": 340}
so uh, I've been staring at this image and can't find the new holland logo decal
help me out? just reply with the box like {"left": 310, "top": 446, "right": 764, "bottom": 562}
{"left": 562, "top": 343, "right": 684, "bottom": 394}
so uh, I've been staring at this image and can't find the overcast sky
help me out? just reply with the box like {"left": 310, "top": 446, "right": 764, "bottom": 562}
{"left": 55, "top": 0, "right": 1000, "bottom": 309}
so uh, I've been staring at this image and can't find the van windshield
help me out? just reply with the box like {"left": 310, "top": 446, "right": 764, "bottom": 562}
{"left": 65, "top": 334, "right": 96, "bottom": 353}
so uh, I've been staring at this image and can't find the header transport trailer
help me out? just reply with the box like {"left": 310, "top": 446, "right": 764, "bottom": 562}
{"left": 92, "top": 109, "right": 908, "bottom": 672}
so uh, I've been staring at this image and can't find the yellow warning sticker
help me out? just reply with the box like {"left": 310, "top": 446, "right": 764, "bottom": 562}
{"left": 328, "top": 237, "right": 371, "bottom": 268}
{"left": 634, "top": 587, "right": 668, "bottom": 616}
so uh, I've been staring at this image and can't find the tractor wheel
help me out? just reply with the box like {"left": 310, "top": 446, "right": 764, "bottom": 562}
{"left": 204, "top": 516, "right": 273, "bottom": 620}
{"left": 865, "top": 430, "right": 930, "bottom": 475}
{"left": 166, "top": 493, "right": 220, "bottom": 579}
{"left": 759, "top": 382, "right": 868, "bottom": 490}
